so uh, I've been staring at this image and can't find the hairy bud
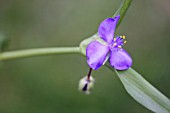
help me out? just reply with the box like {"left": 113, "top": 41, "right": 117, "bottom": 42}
{"left": 78, "top": 76, "right": 95, "bottom": 94}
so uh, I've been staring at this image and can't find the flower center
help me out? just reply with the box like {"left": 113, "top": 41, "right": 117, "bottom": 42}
{"left": 110, "top": 35, "right": 127, "bottom": 51}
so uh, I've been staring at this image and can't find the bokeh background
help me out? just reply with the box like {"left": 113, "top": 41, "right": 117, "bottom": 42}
{"left": 0, "top": 0, "right": 170, "bottom": 113}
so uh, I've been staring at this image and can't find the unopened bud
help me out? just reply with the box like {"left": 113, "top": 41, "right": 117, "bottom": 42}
{"left": 78, "top": 76, "right": 95, "bottom": 94}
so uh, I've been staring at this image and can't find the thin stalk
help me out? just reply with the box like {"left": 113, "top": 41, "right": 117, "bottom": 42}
{"left": 87, "top": 68, "right": 92, "bottom": 81}
{"left": 0, "top": 47, "right": 80, "bottom": 61}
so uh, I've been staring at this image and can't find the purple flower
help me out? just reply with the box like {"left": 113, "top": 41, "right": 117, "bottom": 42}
{"left": 86, "top": 15, "right": 132, "bottom": 70}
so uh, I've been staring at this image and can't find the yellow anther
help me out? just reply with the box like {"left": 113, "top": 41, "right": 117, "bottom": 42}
{"left": 118, "top": 46, "right": 122, "bottom": 48}
{"left": 124, "top": 41, "right": 127, "bottom": 44}
{"left": 122, "top": 35, "right": 126, "bottom": 39}
{"left": 120, "top": 36, "right": 123, "bottom": 38}
{"left": 114, "top": 38, "right": 116, "bottom": 41}
{"left": 113, "top": 43, "right": 117, "bottom": 46}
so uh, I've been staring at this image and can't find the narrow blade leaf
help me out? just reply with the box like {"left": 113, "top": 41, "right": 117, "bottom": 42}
{"left": 115, "top": 68, "right": 170, "bottom": 113}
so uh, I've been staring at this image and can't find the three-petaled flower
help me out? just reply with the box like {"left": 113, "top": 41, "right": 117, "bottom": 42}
{"left": 86, "top": 15, "right": 132, "bottom": 70}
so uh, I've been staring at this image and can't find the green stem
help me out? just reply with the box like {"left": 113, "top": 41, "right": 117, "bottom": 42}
{"left": 0, "top": 47, "right": 80, "bottom": 61}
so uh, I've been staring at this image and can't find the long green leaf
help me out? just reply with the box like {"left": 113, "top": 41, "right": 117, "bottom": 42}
{"left": 114, "top": 68, "right": 170, "bottom": 113}
{"left": 106, "top": 0, "right": 170, "bottom": 112}
{"left": 113, "top": 0, "right": 132, "bottom": 28}
{"left": 81, "top": 0, "right": 170, "bottom": 112}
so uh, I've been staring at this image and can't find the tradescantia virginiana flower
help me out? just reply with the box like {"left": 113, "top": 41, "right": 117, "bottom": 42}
{"left": 79, "top": 15, "right": 132, "bottom": 94}
{"left": 86, "top": 15, "right": 132, "bottom": 70}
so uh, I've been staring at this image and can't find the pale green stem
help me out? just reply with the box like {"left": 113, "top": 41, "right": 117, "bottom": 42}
{"left": 0, "top": 47, "right": 80, "bottom": 61}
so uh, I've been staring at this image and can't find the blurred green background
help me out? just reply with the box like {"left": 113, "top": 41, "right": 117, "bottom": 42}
{"left": 0, "top": 0, "right": 170, "bottom": 113}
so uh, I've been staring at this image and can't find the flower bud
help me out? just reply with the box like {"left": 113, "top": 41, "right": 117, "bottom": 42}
{"left": 78, "top": 76, "right": 95, "bottom": 94}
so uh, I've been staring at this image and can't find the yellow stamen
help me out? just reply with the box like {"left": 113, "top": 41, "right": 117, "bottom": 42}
{"left": 114, "top": 38, "right": 116, "bottom": 41}
{"left": 120, "top": 36, "right": 123, "bottom": 38}
{"left": 118, "top": 46, "right": 121, "bottom": 48}
{"left": 122, "top": 35, "right": 126, "bottom": 39}
{"left": 113, "top": 43, "right": 117, "bottom": 46}
{"left": 124, "top": 41, "right": 127, "bottom": 44}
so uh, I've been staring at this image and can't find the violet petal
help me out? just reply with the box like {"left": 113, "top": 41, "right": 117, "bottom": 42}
{"left": 110, "top": 49, "right": 132, "bottom": 70}
{"left": 98, "top": 15, "right": 120, "bottom": 44}
{"left": 86, "top": 41, "right": 109, "bottom": 70}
